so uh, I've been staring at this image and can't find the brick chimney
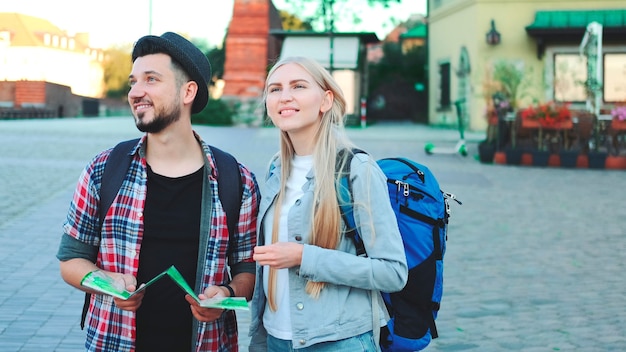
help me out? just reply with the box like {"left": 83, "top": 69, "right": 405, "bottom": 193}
{"left": 222, "top": 0, "right": 282, "bottom": 99}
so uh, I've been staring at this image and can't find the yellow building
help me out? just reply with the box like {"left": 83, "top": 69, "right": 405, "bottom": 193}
{"left": 428, "top": 0, "right": 626, "bottom": 131}
{"left": 0, "top": 13, "right": 104, "bottom": 99}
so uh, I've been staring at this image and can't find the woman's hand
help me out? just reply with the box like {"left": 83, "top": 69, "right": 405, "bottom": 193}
{"left": 253, "top": 242, "right": 303, "bottom": 269}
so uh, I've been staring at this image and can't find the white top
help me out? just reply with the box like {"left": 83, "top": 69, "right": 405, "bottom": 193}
{"left": 262, "top": 154, "right": 313, "bottom": 340}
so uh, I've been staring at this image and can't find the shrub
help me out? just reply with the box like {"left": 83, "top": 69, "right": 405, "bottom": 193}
{"left": 192, "top": 99, "right": 234, "bottom": 126}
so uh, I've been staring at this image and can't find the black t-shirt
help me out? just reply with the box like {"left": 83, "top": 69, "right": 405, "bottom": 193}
{"left": 135, "top": 165, "right": 203, "bottom": 351}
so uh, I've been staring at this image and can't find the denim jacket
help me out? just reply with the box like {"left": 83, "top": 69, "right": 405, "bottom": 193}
{"left": 248, "top": 152, "right": 408, "bottom": 350}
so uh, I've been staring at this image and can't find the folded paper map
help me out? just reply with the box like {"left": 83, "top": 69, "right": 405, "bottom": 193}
{"left": 80, "top": 265, "right": 249, "bottom": 310}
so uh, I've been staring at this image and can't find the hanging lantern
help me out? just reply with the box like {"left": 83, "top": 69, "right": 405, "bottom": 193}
{"left": 486, "top": 19, "right": 501, "bottom": 46}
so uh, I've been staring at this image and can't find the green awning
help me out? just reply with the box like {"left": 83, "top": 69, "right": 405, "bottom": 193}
{"left": 400, "top": 25, "right": 427, "bottom": 39}
{"left": 526, "top": 9, "right": 626, "bottom": 31}
{"left": 525, "top": 9, "right": 626, "bottom": 59}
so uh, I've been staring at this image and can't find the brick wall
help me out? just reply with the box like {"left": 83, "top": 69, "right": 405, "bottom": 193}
{"left": 15, "top": 81, "right": 46, "bottom": 107}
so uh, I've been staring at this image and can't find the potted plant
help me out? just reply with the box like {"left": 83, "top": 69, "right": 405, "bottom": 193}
{"left": 520, "top": 102, "right": 572, "bottom": 166}
{"left": 477, "top": 68, "right": 503, "bottom": 163}
{"left": 607, "top": 103, "right": 626, "bottom": 167}
{"left": 611, "top": 103, "right": 626, "bottom": 130}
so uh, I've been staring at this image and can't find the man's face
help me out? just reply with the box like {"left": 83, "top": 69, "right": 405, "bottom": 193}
{"left": 127, "top": 53, "right": 182, "bottom": 133}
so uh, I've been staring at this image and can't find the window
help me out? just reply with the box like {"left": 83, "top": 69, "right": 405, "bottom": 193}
{"left": 553, "top": 53, "right": 587, "bottom": 103}
{"left": 604, "top": 53, "right": 626, "bottom": 102}
{"left": 438, "top": 62, "right": 451, "bottom": 109}
{"left": 552, "top": 50, "right": 626, "bottom": 104}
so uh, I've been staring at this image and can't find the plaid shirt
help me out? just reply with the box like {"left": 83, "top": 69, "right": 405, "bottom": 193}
{"left": 63, "top": 135, "right": 259, "bottom": 352}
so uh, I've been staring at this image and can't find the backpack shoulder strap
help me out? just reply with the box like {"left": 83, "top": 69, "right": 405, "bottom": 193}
{"left": 337, "top": 148, "right": 368, "bottom": 257}
{"left": 99, "top": 138, "right": 140, "bottom": 229}
{"left": 82, "top": 137, "right": 139, "bottom": 330}
{"left": 209, "top": 145, "right": 243, "bottom": 252}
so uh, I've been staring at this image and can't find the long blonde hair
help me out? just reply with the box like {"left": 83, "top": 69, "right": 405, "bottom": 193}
{"left": 263, "top": 56, "right": 356, "bottom": 311}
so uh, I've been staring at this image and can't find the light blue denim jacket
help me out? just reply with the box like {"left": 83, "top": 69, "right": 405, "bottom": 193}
{"left": 248, "top": 152, "right": 408, "bottom": 350}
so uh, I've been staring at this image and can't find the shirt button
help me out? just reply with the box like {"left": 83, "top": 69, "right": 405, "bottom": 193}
{"left": 295, "top": 269, "right": 300, "bottom": 276}
{"left": 296, "top": 302, "right": 304, "bottom": 310}
{"left": 295, "top": 235, "right": 302, "bottom": 241}
{"left": 299, "top": 339, "right": 306, "bottom": 345}
{"left": 137, "top": 212, "right": 143, "bottom": 219}
{"left": 295, "top": 199, "right": 301, "bottom": 205}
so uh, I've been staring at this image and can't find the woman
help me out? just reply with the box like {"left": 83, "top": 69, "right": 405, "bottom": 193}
{"left": 249, "top": 56, "right": 408, "bottom": 352}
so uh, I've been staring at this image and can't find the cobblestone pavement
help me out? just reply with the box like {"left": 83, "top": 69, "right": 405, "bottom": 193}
{"left": 0, "top": 117, "right": 624, "bottom": 351}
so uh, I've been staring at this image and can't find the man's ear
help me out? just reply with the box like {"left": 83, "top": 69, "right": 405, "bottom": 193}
{"left": 182, "top": 81, "right": 198, "bottom": 109}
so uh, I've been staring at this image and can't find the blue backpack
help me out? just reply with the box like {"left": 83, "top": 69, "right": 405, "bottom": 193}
{"left": 338, "top": 150, "right": 460, "bottom": 352}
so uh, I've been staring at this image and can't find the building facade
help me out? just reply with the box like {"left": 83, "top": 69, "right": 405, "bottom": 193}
{"left": 428, "top": 0, "right": 626, "bottom": 131}
{"left": 0, "top": 13, "right": 105, "bottom": 100}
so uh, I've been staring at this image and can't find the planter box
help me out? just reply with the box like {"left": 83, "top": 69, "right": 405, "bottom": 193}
{"left": 587, "top": 151, "right": 608, "bottom": 169}
{"left": 559, "top": 151, "right": 579, "bottom": 168}
{"left": 531, "top": 151, "right": 551, "bottom": 167}
{"left": 521, "top": 119, "right": 573, "bottom": 130}
{"left": 505, "top": 148, "right": 523, "bottom": 165}
{"left": 612, "top": 118, "right": 626, "bottom": 131}
{"left": 478, "top": 141, "right": 496, "bottom": 163}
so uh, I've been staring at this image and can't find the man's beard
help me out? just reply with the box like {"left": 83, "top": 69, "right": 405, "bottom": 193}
{"left": 135, "top": 101, "right": 181, "bottom": 133}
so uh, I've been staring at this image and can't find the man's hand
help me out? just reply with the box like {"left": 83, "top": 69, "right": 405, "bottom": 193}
{"left": 185, "top": 285, "right": 229, "bottom": 322}
{"left": 110, "top": 273, "right": 144, "bottom": 311}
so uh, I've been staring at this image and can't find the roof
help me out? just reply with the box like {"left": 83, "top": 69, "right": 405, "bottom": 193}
{"left": 0, "top": 12, "right": 91, "bottom": 50}
{"left": 400, "top": 24, "right": 427, "bottom": 39}
{"left": 525, "top": 9, "right": 626, "bottom": 58}
{"left": 526, "top": 9, "right": 626, "bottom": 34}
{"left": 269, "top": 30, "right": 380, "bottom": 44}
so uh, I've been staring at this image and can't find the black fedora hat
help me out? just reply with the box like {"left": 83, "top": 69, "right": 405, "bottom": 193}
{"left": 132, "top": 32, "right": 211, "bottom": 114}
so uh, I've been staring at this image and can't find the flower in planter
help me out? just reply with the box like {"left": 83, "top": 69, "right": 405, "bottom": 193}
{"left": 520, "top": 101, "right": 572, "bottom": 127}
{"left": 611, "top": 104, "right": 626, "bottom": 122}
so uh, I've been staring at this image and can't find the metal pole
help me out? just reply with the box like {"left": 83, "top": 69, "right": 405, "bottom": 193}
{"left": 327, "top": 0, "right": 335, "bottom": 73}
{"left": 360, "top": 97, "right": 367, "bottom": 128}
{"left": 149, "top": 0, "right": 153, "bottom": 35}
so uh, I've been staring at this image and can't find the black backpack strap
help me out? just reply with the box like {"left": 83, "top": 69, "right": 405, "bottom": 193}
{"left": 337, "top": 148, "right": 368, "bottom": 257}
{"left": 81, "top": 138, "right": 139, "bottom": 330}
{"left": 99, "top": 138, "right": 140, "bottom": 228}
{"left": 209, "top": 145, "right": 243, "bottom": 255}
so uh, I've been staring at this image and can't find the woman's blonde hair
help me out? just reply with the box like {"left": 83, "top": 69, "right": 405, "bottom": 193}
{"left": 263, "top": 56, "right": 357, "bottom": 311}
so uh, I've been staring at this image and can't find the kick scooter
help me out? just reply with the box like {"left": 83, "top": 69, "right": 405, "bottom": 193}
{"left": 424, "top": 99, "right": 468, "bottom": 156}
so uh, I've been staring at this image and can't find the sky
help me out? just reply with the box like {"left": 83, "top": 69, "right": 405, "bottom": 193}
{"left": 2, "top": 0, "right": 426, "bottom": 49}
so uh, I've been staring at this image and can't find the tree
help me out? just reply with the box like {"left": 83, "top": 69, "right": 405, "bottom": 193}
{"left": 279, "top": 10, "right": 313, "bottom": 31}
{"left": 102, "top": 39, "right": 224, "bottom": 98}
{"left": 367, "top": 41, "right": 428, "bottom": 122}
{"left": 368, "top": 41, "right": 426, "bottom": 94}
{"left": 207, "top": 44, "right": 225, "bottom": 82}
{"left": 280, "top": 0, "right": 401, "bottom": 32}
{"left": 103, "top": 44, "right": 133, "bottom": 99}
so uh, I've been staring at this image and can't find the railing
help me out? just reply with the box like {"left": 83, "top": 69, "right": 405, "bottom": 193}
{"left": 0, "top": 108, "right": 57, "bottom": 119}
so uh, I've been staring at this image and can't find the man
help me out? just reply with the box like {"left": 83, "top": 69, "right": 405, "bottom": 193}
{"left": 56, "top": 32, "right": 259, "bottom": 351}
